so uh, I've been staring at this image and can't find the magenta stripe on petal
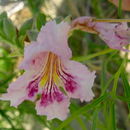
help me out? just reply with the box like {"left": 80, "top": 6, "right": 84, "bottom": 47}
{"left": 27, "top": 78, "right": 39, "bottom": 97}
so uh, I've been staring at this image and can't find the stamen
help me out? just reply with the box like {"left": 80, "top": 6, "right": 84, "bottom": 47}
{"left": 28, "top": 52, "right": 78, "bottom": 104}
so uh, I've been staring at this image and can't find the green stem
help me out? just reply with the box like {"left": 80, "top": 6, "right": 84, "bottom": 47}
{"left": 118, "top": 0, "right": 122, "bottom": 18}
{"left": 77, "top": 116, "right": 87, "bottom": 130}
{"left": 101, "top": 51, "right": 118, "bottom": 94}
{"left": 112, "top": 59, "right": 125, "bottom": 97}
{"left": 55, "top": 94, "right": 108, "bottom": 130}
{"left": 73, "top": 48, "right": 115, "bottom": 62}
{"left": 92, "top": 105, "right": 100, "bottom": 130}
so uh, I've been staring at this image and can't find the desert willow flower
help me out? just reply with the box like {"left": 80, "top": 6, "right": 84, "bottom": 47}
{"left": 72, "top": 17, "right": 130, "bottom": 52}
{"left": 0, "top": 21, "right": 95, "bottom": 120}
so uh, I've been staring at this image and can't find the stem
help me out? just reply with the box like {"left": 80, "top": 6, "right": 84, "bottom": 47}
{"left": 94, "top": 19, "right": 130, "bottom": 23}
{"left": 112, "top": 60, "right": 125, "bottom": 97}
{"left": 118, "top": 0, "right": 123, "bottom": 18}
{"left": 73, "top": 48, "right": 115, "bottom": 62}
{"left": 55, "top": 94, "right": 108, "bottom": 130}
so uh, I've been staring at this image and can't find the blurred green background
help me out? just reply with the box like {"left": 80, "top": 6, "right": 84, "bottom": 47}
{"left": 0, "top": 0, "right": 130, "bottom": 130}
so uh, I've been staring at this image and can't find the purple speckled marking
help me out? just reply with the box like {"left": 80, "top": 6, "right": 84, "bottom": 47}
{"left": 40, "top": 92, "right": 53, "bottom": 107}
{"left": 39, "top": 85, "right": 65, "bottom": 107}
{"left": 27, "top": 78, "right": 39, "bottom": 97}
{"left": 65, "top": 77, "right": 77, "bottom": 93}
{"left": 57, "top": 62, "right": 78, "bottom": 93}
{"left": 53, "top": 90, "right": 64, "bottom": 102}
{"left": 115, "top": 32, "right": 127, "bottom": 40}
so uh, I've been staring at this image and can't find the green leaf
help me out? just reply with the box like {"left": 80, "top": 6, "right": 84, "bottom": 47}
{"left": 26, "top": 0, "right": 44, "bottom": 15}
{"left": 0, "top": 12, "right": 7, "bottom": 19}
{"left": 54, "top": 16, "right": 64, "bottom": 24}
{"left": 70, "top": 103, "right": 87, "bottom": 130}
{"left": 36, "top": 13, "right": 46, "bottom": 31}
{"left": 121, "top": 72, "right": 130, "bottom": 110}
{"left": 103, "top": 100, "right": 116, "bottom": 130}
{"left": 118, "top": 0, "right": 122, "bottom": 18}
{"left": 101, "top": 59, "right": 106, "bottom": 91}
{"left": 19, "top": 18, "right": 33, "bottom": 36}
{"left": 63, "top": 15, "right": 72, "bottom": 23}
{"left": 0, "top": 18, "right": 16, "bottom": 47}
{"left": 73, "top": 48, "right": 115, "bottom": 61}
{"left": 108, "top": 102, "right": 116, "bottom": 130}
{"left": 112, "top": 60, "right": 125, "bottom": 97}
{"left": 0, "top": 19, "right": 4, "bottom": 34}
{"left": 117, "top": 96, "right": 130, "bottom": 103}
{"left": 3, "top": 18, "right": 16, "bottom": 43}
{"left": 55, "top": 15, "right": 71, "bottom": 24}
{"left": 92, "top": 107, "right": 99, "bottom": 130}
{"left": 55, "top": 94, "right": 108, "bottom": 130}
{"left": 27, "top": 30, "right": 38, "bottom": 41}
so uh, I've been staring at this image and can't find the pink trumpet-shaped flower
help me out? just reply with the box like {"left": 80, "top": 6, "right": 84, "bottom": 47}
{"left": 0, "top": 21, "right": 95, "bottom": 120}
{"left": 72, "top": 16, "right": 130, "bottom": 51}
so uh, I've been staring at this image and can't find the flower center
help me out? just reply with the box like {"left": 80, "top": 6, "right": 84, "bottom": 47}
{"left": 27, "top": 52, "right": 78, "bottom": 105}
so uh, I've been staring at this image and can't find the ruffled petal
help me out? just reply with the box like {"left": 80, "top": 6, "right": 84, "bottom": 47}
{"left": 0, "top": 71, "right": 35, "bottom": 107}
{"left": 35, "top": 97, "right": 70, "bottom": 120}
{"left": 21, "top": 20, "right": 72, "bottom": 70}
{"left": 20, "top": 44, "right": 48, "bottom": 70}
{"left": 64, "top": 60, "right": 96, "bottom": 102}
{"left": 37, "top": 21, "right": 72, "bottom": 59}
{"left": 72, "top": 17, "right": 130, "bottom": 51}
{"left": 0, "top": 87, "right": 27, "bottom": 107}
{"left": 95, "top": 22, "right": 130, "bottom": 51}
{"left": 71, "top": 16, "right": 97, "bottom": 34}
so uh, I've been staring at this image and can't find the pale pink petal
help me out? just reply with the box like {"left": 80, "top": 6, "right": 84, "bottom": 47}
{"left": 71, "top": 16, "right": 97, "bottom": 34}
{"left": 20, "top": 20, "right": 72, "bottom": 70}
{"left": 0, "top": 71, "right": 36, "bottom": 107}
{"left": 35, "top": 97, "right": 70, "bottom": 120}
{"left": 64, "top": 60, "right": 96, "bottom": 102}
{"left": 71, "top": 16, "right": 95, "bottom": 27}
{"left": 95, "top": 22, "right": 130, "bottom": 51}
{"left": 0, "top": 87, "right": 27, "bottom": 107}
{"left": 72, "top": 17, "right": 130, "bottom": 51}
{"left": 37, "top": 21, "right": 72, "bottom": 60}
{"left": 20, "top": 44, "right": 48, "bottom": 70}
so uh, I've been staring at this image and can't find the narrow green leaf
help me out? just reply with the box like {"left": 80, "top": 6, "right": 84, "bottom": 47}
{"left": 117, "top": 96, "right": 130, "bottom": 103}
{"left": 112, "top": 60, "right": 125, "bottom": 97}
{"left": 121, "top": 72, "right": 130, "bottom": 110}
{"left": 108, "top": 102, "right": 116, "bottom": 130}
{"left": 26, "top": 0, "right": 44, "bottom": 15}
{"left": 103, "top": 100, "right": 116, "bottom": 130}
{"left": 0, "top": 19, "right": 15, "bottom": 46}
{"left": 36, "top": 13, "right": 46, "bottom": 31}
{"left": 92, "top": 106, "right": 100, "bottom": 130}
{"left": 19, "top": 18, "right": 33, "bottom": 36}
{"left": 0, "top": 12, "right": 7, "bottom": 19}
{"left": 70, "top": 103, "right": 87, "bottom": 130}
{"left": 3, "top": 18, "right": 16, "bottom": 43}
{"left": 76, "top": 117, "right": 87, "bottom": 130}
{"left": 118, "top": 0, "right": 122, "bottom": 18}
{"left": 101, "top": 59, "right": 106, "bottom": 91}
{"left": 73, "top": 49, "right": 115, "bottom": 62}
{"left": 55, "top": 94, "right": 108, "bottom": 130}
{"left": 27, "top": 30, "right": 38, "bottom": 41}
